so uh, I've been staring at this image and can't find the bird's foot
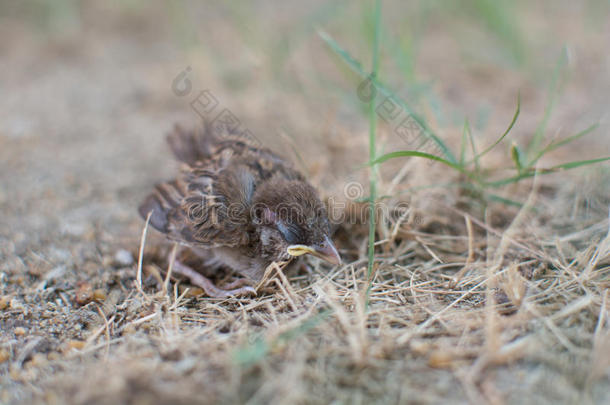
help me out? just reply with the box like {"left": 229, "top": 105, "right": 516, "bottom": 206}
{"left": 171, "top": 261, "right": 256, "bottom": 298}
{"left": 220, "top": 277, "right": 254, "bottom": 290}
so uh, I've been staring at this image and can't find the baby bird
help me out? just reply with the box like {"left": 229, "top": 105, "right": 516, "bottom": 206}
{"left": 138, "top": 123, "right": 341, "bottom": 297}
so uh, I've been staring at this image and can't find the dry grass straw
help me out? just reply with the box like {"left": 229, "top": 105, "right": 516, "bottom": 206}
{"left": 55, "top": 164, "right": 605, "bottom": 404}
{"left": 11, "top": 178, "right": 604, "bottom": 405}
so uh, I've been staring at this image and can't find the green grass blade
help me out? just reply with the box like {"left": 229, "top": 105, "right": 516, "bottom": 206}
{"left": 529, "top": 123, "right": 599, "bottom": 167}
{"left": 372, "top": 150, "right": 472, "bottom": 177}
{"left": 526, "top": 47, "right": 568, "bottom": 163}
{"left": 486, "top": 192, "right": 524, "bottom": 207}
{"left": 550, "top": 157, "right": 610, "bottom": 170}
{"left": 460, "top": 119, "right": 468, "bottom": 166}
{"left": 276, "top": 309, "right": 333, "bottom": 344}
{"left": 469, "top": 93, "right": 520, "bottom": 163}
{"left": 317, "top": 29, "right": 366, "bottom": 78}
{"left": 464, "top": 118, "right": 481, "bottom": 174}
{"left": 233, "top": 309, "right": 333, "bottom": 366}
{"left": 510, "top": 142, "right": 524, "bottom": 173}
{"left": 233, "top": 336, "right": 269, "bottom": 366}
{"left": 318, "top": 30, "right": 457, "bottom": 164}
{"left": 366, "top": 0, "right": 381, "bottom": 300}
{"left": 485, "top": 172, "right": 536, "bottom": 187}
{"left": 486, "top": 156, "right": 610, "bottom": 187}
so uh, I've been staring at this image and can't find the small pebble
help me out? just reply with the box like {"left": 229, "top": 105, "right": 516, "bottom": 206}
{"left": 114, "top": 249, "right": 134, "bottom": 266}
{"left": 9, "top": 298, "right": 25, "bottom": 312}
{"left": 75, "top": 282, "right": 93, "bottom": 306}
{"left": 409, "top": 340, "right": 432, "bottom": 356}
{"left": 14, "top": 327, "right": 26, "bottom": 336}
{"left": 64, "top": 340, "right": 86, "bottom": 352}
{"left": 47, "top": 351, "right": 61, "bottom": 361}
{"left": 0, "top": 349, "right": 10, "bottom": 363}
{"left": 427, "top": 351, "right": 454, "bottom": 369}
{"left": 93, "top": 289, "right": 107, "bottom": 301}
{"left": 0, "top": 296, "right": 8, "bottom": 310}
{"left": 60, "top": 222, "right": 88, "bottom": 237}
{"left": 178, "top": 284, "right": 205, "bottom": 298}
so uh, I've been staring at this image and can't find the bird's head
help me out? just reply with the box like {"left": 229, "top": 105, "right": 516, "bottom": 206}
{"left": 252, "top": 178, "right": 341, "bottom": 266}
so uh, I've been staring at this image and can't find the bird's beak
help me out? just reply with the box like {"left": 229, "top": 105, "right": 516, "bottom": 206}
{"left": 287, "top": 236, "right": 341, "bottom": 266}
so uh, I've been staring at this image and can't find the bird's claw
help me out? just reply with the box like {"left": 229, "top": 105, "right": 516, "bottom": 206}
{"left": 171, "top": 260, "right": 256, "bottom": 298}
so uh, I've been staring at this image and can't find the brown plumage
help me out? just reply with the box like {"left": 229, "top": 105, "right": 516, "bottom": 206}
{"left": 138, "top": 123, "right": 340, "bottom": 297}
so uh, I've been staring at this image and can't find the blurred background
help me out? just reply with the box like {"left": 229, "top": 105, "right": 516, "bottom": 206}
{"left": 2, "top": 0, "right": 610, "bottom": 283}
{"left": 2, "top": 1, "right": 609, "bottom": 183}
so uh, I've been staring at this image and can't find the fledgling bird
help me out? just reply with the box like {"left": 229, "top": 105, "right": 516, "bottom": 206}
{"left": 138, "top": 123, "right": 341, "bottom": 297}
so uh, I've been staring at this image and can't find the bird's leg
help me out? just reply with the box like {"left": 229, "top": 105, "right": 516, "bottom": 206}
{"left": 171, "top": 260, "right": 256, "bottom": 298}
{"left": 220, "top": 277, "right": 255, "bottom": 290}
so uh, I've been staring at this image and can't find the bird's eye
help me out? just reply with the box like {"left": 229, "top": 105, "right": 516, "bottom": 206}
{"left": 277, "top": 221, "right": 301, "bottom": 244}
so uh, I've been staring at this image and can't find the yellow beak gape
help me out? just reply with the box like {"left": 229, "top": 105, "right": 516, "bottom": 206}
{"left": 287, "top": 237, "right": 341, "bottom": 266}
{"left": 287, "top": 245, "right": 315, "bottom": 257}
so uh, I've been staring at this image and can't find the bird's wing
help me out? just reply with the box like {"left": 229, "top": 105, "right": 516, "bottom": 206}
{"left": 139, "top": 123, "right": 304, "bottom": 247}
{"left": 166, "top": 122, "right": 304, "bottom": 181}
{"left": 166, "top": 123, "right": 215, "bottom": 165}
{"left": 139, "top": 160, "right": 256, "bottom": 248}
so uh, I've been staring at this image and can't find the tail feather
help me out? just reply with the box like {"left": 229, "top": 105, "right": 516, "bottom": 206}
{"left": 138, "top": 193, "right": 170, "bottom": 233}
{"left": 138, "top": 180, "right": 186, "bottom": 234}
{"left": 166, "top": 123, "right": 215, "bottom": 165}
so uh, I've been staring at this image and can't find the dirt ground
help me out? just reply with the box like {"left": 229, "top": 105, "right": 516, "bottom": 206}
{"left": 1, "top": 2, "right": 609, "bottom": 404}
